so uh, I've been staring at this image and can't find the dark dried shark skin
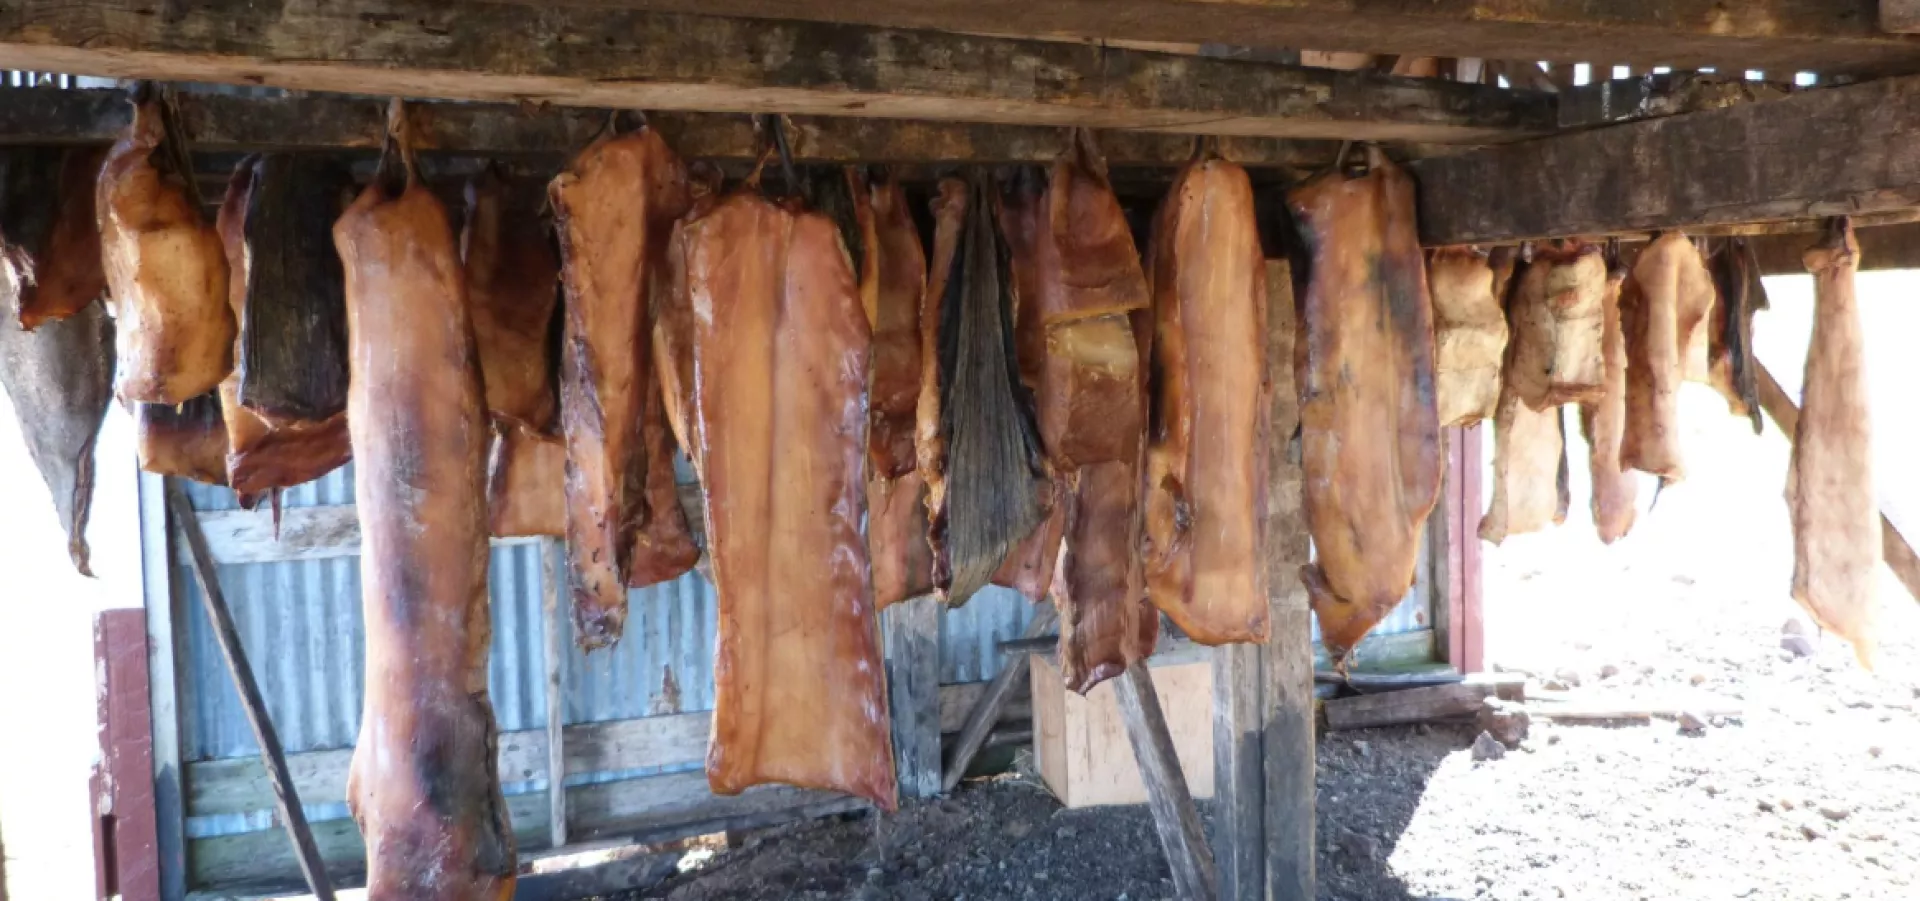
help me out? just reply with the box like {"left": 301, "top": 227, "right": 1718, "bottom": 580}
{"left": 0, "top": 285, "right": 114, "bottom": 576}
{"left": 235, "top": 154, "right": 353, "bottom": 424}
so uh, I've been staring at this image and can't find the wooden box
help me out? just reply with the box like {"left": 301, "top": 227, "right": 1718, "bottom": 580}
{"left": 1030, "top": 653, "right": 1215, "bottom": 808}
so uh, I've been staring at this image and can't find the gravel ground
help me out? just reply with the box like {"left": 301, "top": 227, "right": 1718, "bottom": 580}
{"left": 618, "top": 298, "right": 1920, "bottom": 900}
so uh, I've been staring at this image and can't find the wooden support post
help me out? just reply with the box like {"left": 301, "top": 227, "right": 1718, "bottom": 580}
{"left": 1260, "top": 259, "right": 1315, "bottom": 901}
{"left": 942, "top": 604, "right": 1057, "bottom": 792}
{"left": 1215, "top": 258, "right": 1314, "bottom": 900}
{"left": 541, "top": 539, "right": 569, "bottom": 849}
{"left": 1754, "top": 362, "right": 1920, "bottom": 604}
{"left": 1441, "top": 425, "right": 1487, "bottom": 674}
{"left": 883, "top": 595, "right": 943, "bottom": 800}
{"left": 1113, "top": 662, "right": 1219, "bottom": 900}
{"left": 137, "top": 472, "right": 189, "bottom": 901}
{"left": 164, "top": 482, "right": 336, "bottom": 901}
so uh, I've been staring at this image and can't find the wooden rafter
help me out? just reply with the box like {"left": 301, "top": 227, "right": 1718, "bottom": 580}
{"left": 0, "top": 1, "right": 1549, "bottom": 143}
{"left": 0, "top": 87, "right": 1342, "bottom": 168}
{"left": 550, "top": 0, "right": 1920, "bottom": 78}
{"left": 1411, "top": 73, "right": 1920, "bottom": 245}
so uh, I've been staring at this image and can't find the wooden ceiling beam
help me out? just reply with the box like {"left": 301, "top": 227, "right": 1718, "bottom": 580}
{"left": 0, "top": 87, "right": 1341, "bottom": 169}
{"left": 0, "top": 1, "right": 1549, "bottom": 144}
{"left": 1411, "top": 74, "right": 1920, "bottom": 245}
{"left": 545, "top": 1, "right": 1920, "bottom": 78}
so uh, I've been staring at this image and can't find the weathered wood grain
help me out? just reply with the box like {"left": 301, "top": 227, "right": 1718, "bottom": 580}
{"left": 1414, "top": 74, "right": 1920, "bottom": 244}
{"left": 1322, "top": 676, "right": 1526, "bottom": 731}
{"left": 1113, "top": 661, "right": 1219, "bottom": 900}
{"left": 548, "top": 0, "right": 1920, "bottom": 77}
{"left": 0, "top": 86, "right": 1342, "bottom": 167}
{"left": 1261, "top": 258, "right": 1314, "bottom": 901}
{"left": 0, "top": 2, "right": 1549, "bottom": 142}
{"left": 943, "top": 604, "right": 1057, "bottom": 792}
{"left": 1887, "top": 1, "right": 1920, "bottom": 34}
{"left": 883, "top": 596, "right": 944, "bottom": 799}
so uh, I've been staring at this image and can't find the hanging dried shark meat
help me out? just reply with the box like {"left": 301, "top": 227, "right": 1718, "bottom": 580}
{"left": 679, "top": 177, "right": 895, "bottom": 811}
{"left": 1000, "top": 131, "right": 1155, "bottom": 687}
{"left": 464, "top": 165, "right": 560, "bottom": 435}
{"left": 1507, "top": 241, "right": 1606, "bottom": 410}
{"left": 1143, "top": 152, "right": 1270, "bottom": 647}
{"left": 916, "top": 174, "right": 1048, "bottom": 606}
{"left": 1579, "top": 252, "right": 1637, "bottom": 545}
{"left": 627, "top": 372, "right": 699, "bottom": 589}
{"left": 1479, "top": 384, "right": 1570, "bottom": 545}
{"left": 1289, "top": 147, "right": 1439, "bottom": 662}
{"left": 1054, "top": 459, "right": 1157, "bottom": 692}
{"left": 335, "top": 107, "right": 516, "bottom": 901}
{"left": 1620, "top": 232, "right": 1716, "bottom": 481}
{"left": 97, "top": 89, "right": 234, "bottom": 405}
{"left": 551, "top": 123, "right": 690, "bottom": 649}
{"left": 656, "top": 162, "right": 726, "bottom": 475}
{"left": 850, "top": 168, "right": 927, "bottom": 480}
{"left": 214, "top": 155, "right": 353, "bottom": 502}
{"left": 1708, "top": 237, "right": 1768, "bottom": 434}
{"left": 133, "top": 392, "right": 229, "bottom": 487}
{"left": 0, "top": 277, "right": 113, "bottom": 576}
{"left": 1428, "top": 246, "right": 1508, "bottom": 428}
{"left": 3, "top": 147, "right": 108, "bottom": 330}
{"left": 871, "top": 470, "right": 934, "bottom": 610}
{"left": 488, "top": 425, "right": 565, "bottom": 538}
{"left": 1788, "top": 219, "right": 1879, "bottom": 668}
{"left": 1000, "top": 130, "right": 1150, "bottom": 470}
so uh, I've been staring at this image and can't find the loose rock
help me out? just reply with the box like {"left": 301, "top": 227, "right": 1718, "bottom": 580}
{"left": 1472, "top": 731, "right": 1509, "bottom": 762}
{"left": 1678, "top": 711, "right": 1709, "bottom": 734}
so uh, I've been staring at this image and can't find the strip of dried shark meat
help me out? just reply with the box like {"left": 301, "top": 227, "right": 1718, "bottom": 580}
{"left": 334, "top": 108, "right": 516, "bottom": 900}
{"left": 1289, "top": 147, "right": 1439, "bottom": 664}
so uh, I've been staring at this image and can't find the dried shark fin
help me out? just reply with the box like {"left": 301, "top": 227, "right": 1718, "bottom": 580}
{"left": 925, "top": 172, "right": 1048, "bottom": 606}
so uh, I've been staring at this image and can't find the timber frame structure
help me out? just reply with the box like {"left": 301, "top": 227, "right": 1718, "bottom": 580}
{"left": 11, "top": 2, "right": 1920, "bottom": 899}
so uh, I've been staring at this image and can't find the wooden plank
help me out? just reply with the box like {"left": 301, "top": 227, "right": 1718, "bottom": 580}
{"left": 181, "top": 484, "right": 702, "bottom": 565}
{"left": 1754, "top": 361, "right": 1920, "bottom": 605}
{"left": 0, "top": 86, "right": 1339, "bottom": 168}
{"left": 190, "top": 770, "right": 863, "bottom": 891}
{"left": 1322, "top": 676, "right": 1527, "bottom": 731}
{"left": 137, "top": 471, "right": 190, "bottom": 901}
{"left": 187, "top": 711, "right": 713, "bottom": 817}
{"left": 943, "top": 604, "right": 1058, "bottom": 792}
{"left": 1112, "top": 661, "right": 1219, "bottom": 900}
{"left": 1441, "top": 425, "right": 1487, "bottom": 673}
{"left": 1887, "top": 1, "right": 1920, "bottom": 34}
{"left": 1555, "top": 74, "right": 1793, "bottom": 131}
{"left": 92, "top": 608, "right": 162, "bottom": 901}
{"left": 1036, "top": 656, "right": 1215, "bottom": 808}
{"left": 588, "top": 0, "right": 1920, "bottom": 77}
{"left": 166, "top": 483, "right": 335, "bottom": 901}
{"left": 191, "top": 680, "right": 1005, "bottom": 819}
{"left": 540, "top": 539, "right": 569, "bottom": 848}
{"left": 938, "top": 682, "right": 1031, "bottom": 734}
{"left": 882, "top": 596, "right": 943, "bottom": 799}
{"left": 0, "top": 2, "right": 1551, "bottom": 143}
{"left": 1260, "top": 258, "right": 1314, "bottom": 901}
{"left": 1414, "top": 74, "right": 1920, "bottom": 245}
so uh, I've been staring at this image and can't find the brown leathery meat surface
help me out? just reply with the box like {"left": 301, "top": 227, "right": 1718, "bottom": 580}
{"left": 335, "top": 168, "right": 516, "bottom": 901}
{"left": 551, "top": 127, "right": 690, "bottom": 650}
{"left": 1143, "top": 156, "right": 1270, "bottom": 647}
{"left": 1289, "top": 148, "right": 1437, "bottom": 662}
{"left": 681, "top": 189, "right": 895, "bottom": 811}
{"left": 96, "top": 97, "right": 234, "bottom": 406}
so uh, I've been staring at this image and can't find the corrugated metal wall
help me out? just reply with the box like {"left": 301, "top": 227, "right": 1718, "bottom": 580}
{"left": 173, "top": 465, "right": 1050, "bottom": 763}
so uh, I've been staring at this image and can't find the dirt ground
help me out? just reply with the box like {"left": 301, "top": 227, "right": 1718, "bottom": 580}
{"left": 618, "top": 290, "right": 1920, "bottom": 900}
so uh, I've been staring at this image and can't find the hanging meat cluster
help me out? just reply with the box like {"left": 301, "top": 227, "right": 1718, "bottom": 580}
{"left": 12, "top": 75, "right": 1903, "bottom": 900}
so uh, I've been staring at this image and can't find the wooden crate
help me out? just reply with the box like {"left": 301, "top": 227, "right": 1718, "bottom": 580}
{"left": 1030, "top": 654, "right": 1215, "bottom": 808}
